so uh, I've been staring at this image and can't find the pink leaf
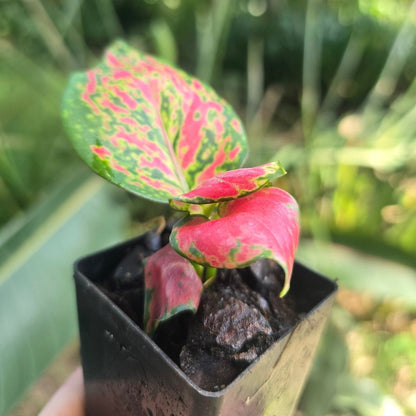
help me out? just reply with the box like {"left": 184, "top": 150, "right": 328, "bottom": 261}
{"left": 170, "top": 188, "right": 300, "bottom": 296}
{"left": 169, "top": 162, "right": 286, "bottom": 210}
{"left": 144, "top": 244, "right": 203, "bottom": 334}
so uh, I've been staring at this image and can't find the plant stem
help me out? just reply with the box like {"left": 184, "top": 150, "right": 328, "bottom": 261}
{"left": 203, "top": 276, "right": 216, "bottom": 289}
{"left": 203, "top": 266, "right": 217, "bottom": 288}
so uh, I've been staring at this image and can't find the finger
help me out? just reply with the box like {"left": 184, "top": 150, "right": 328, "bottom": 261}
{"left": 38, "top": 367, "right": 85, "bottom": 416}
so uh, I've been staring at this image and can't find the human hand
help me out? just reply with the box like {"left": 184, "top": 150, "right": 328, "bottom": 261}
{"left": 38, "top": 367, "right": 84, "bottom": 416}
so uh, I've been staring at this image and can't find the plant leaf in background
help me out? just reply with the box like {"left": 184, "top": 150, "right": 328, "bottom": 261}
{"left": 62, "top": 40, "right": 248, "bottom": 203}
{"left": 143, "top": 244, "right": 202, "bottom": 334}
{"left": 169, "top": 161, "right": 286, "bottom": 211}
{"left": 0, "top": 172, "right": 127, "bottom": 415}
{"left": 170, "top": 188, "right": 300, "bottom": 296}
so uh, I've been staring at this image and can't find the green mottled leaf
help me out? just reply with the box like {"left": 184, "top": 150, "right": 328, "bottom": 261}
{"left": 62, "top": 40, "right": 247, "bottom": 203}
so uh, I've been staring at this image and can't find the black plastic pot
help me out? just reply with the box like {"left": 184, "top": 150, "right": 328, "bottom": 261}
{"left": 74, "top": 233, "right": 337, "bottom": 416}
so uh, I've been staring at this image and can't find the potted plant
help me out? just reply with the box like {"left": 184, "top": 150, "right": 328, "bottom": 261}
{"left": 62, "top": 40, "right": 337, "bottom": 416}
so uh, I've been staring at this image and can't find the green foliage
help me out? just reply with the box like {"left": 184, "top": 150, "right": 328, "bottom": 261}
{"left": 3, "top": 0, "right": 415, "bottom": 256}
{"left": 0, "top": 172, "right": 127, "bottom": 415}
{"left": 2, "top": 0, "right": 416, "bottom": 413}
{"left": 0, "top": 49, "right": 76, "bottom": 224}
{"left": 299, "top": 322, "right": 349, "bottom": 416}
{"left": 374, "top": 333, "right": 416, "bottom": 389}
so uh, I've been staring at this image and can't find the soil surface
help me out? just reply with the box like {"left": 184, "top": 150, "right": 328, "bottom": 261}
{"left": 99, "top": 229, "right": 300, "bottom": 391}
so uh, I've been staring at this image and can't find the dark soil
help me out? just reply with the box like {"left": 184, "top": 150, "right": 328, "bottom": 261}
{"left": 99, "top": 229, "right": 300, "bottom": 391}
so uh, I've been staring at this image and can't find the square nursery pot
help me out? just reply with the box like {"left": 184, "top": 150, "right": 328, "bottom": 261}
{"left": 74, "top": 233, "right": 337, "bottom": 416}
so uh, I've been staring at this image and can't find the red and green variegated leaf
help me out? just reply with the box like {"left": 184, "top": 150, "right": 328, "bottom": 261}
{"left": 144, "top": 244, "right": 202, "bottom": 334}
{"left": 169, "top": 162, "right": 286, "bottom": 210}
{"left": 62, "top": 40, "right": 247, "bottom": 203}
{"left": 170, "top": 188, "right": 300, "bottom": 296}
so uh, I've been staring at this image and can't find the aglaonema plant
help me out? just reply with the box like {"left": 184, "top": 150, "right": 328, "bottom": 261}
{"left": 62, "top": 41, "right": 300, "bottom": 335}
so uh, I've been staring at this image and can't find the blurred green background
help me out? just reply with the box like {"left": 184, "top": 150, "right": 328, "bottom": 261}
{"left": 1, "top": 0, "right": 415, "bottom": 415}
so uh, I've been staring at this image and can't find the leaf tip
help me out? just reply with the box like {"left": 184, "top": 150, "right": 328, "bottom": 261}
{"left": 279, "top": 283, "right": 290, "bottom": 298}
